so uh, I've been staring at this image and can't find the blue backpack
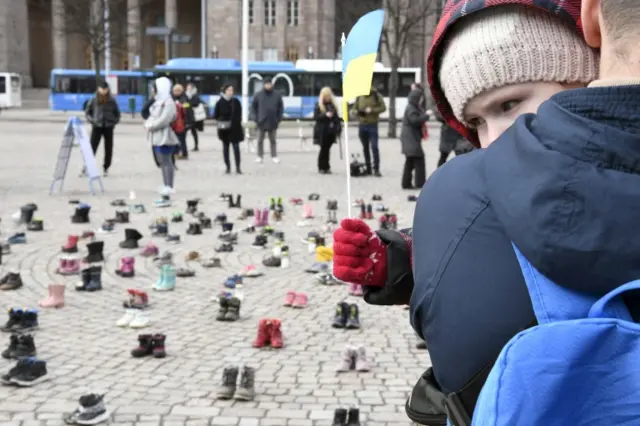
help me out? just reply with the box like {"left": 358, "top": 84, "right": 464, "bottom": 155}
{"left": 470, "top": 245, "right": 640, "bottom": 425}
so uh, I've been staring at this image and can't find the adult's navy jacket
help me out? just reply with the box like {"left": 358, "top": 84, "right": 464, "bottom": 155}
{"left": 410, "top": 85, "right": 640, "bottom": 395}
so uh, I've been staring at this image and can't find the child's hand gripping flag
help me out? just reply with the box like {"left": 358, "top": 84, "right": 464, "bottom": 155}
{"left": 340, "top": 9, "right": 385, "bottom": 218}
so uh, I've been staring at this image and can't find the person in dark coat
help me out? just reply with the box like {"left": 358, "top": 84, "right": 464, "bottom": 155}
{"left": 250, "top": 79, "right": 284, "bottom": 163}
{"left": 434, "top": 110, "right": 463, "bottom": 168}
{"left": 313, "top": 87, "right": 341, "bottom": 174}
{"left": 214, "top": 83, "right": 244, "bottom": 174}
{"left": 400, "top": 89, "right": 429, "bottom": 189}
{"left": 84, "top": 81, "right": 121, "bottom": 176}
{"left": 186, "top": 83, "right": 205, "bottom": 151}
{"left": 172, "top": 84, "right": 194, "bottom": 159}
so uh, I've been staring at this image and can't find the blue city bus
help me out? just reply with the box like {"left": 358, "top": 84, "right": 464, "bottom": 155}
{"left": 49, "top": 59, "right": 421, "bottom": 118}
{"left": 49, "top": 69, "right": 153, "bottom": 112}
{"left": 153, "top": 58, "right": 421, "bottom": 119}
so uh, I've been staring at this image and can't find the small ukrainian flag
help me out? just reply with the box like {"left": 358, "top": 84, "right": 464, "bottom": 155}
{"left": 341, "top": 9, "right": 385, "bottom": 115}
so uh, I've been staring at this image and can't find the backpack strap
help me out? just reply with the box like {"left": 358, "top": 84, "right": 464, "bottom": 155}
{"left": 512, "top": 243, "right": 628, "bottom": 324}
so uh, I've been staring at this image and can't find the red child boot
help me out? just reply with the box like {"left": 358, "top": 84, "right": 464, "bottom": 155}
{"left": 62, "top": 235, "right": 79, "bottom": 253}
{"left": 366, "top": 204, "right": 373, "bottom": 220}
{"left": 359, "top": 204, "right": 366, "bottom": 220}
{"left": 252, "top": 319, "right": 272, "bottom": 348}
{"left": 270, "top": 319, "right": 283, "bottom": 349}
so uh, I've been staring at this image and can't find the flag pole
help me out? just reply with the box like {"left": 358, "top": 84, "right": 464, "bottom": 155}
{"left": 341, "top": 33, "right": 352, "bottom": 218}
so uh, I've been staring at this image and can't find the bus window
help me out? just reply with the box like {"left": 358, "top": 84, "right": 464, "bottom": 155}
{"left": 397, "top": 72, "right": 415, "bottom": 97}
{"left": 372, "top": 73, "right": 388, "bottom": 95}
{"left": 312, "top": 72, "right": 341, "bottom": 97}
{"left": 291, "top": 73, "right": 313, "bottom": 97}
{"left": 0, "top": 76, "right": 5, "bottom": 94}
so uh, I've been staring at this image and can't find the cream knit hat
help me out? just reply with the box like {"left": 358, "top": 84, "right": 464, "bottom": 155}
{"left": 438, "top": 5, "right": 599, "bottom": 124}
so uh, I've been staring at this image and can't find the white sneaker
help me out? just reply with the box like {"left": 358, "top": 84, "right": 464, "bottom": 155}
{"left": 272, "top": 157, "right": 280, "bottom": 164}
{"left": 117, "top": 309, "right": 137, "bottom": 327}
{"left": 255, "top": 157, "right": 263, "bottom": 163}
{"left": 129, "top": 310, "right": 151, "bottom": 328}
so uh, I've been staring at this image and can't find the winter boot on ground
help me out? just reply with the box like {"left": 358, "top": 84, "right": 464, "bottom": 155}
{"left": 115, "top": 211, "right": 130, "bottom": 223}
{"left": 359, "top": 203, "right": 366, "bottom": 219}
{"left": 269, "top": 319, "right": 283, "bottom": 348}
{"left": 119, "top": 229, "right": 143, "bottom": 249}
{"left": 252, "top": 319, "right": 272, "bottom": 348}
{"left": 19, "top": 205, "right": 37, "bottom": 225}
{"left": 234, "top": 195, "right": 242, "bottom": 209}
{"left": 71, "top": 205, "right": 91, "bottom": 224}
{"left": 57, "top": 258, "right": 80, "bottom": 276}
{"left": 1, "top": 309, "right": 22, "bottom": 332}
{"left": 186, "top": 199, "right": 199, "bottom": 215}
{"left": 252, "top": 209, "right": 262, "bottom": 227}
{"left": 214, "top": 213, "right": 227, "bottom": 224}
{"left": 152, "top": 222, "right": 169, "bottom": 237}
{"left": 336, "top": 345, "right": 355, "bottom": 373}
{"left": 346, "top": 304, "right": 361, "bottom": 329}
{"left": 151, "top": 334, "right": 166, "bottom": 358}
{"left": 64, "top": 393, "right": 110, "bottom": 426}
{"left": 39, "top": 284, "right": 65, "bottom": 309}
{"left": 7, "top": 233, "right": 26, "bottom": 244}
{"left": 84, "top": 241, "right": 104, "bottom": 263}
{"left": 141, "top": 242, "right": 159, "bottom": 257}
{"left": 216, "top": 366, "right": 238, "bottom": 400}
{"left": 252, "top": 235, "right": 268, "bottom": 249}
{"left": 1, "top": 335, "right": 18, "bottom": 359}
{"left": 332, "top": 408, "right": 348, "bottom": 426}
{"left": 261, "top": 208, "right": 269, "bottom": 227}
{"left": 0, "top": 273, "right": 23, "bottom": 291}
{"left": 199, "top": 215, "right": 212, "bottom": 229}
{"left": 366, "top": 204, "right": 373, "bottom": 220}
{"left": 27, "top": 219, "right": 43, "bottom": 232}
{"left": 131, "top": 334, "right": 153, "bottom": 357}
{"left": 115, "top": 256, "right": 135, "bottom": 278}
{"left": 186, "top": 222, "right": 202, "bottom": 235}
{"left": 355, "top": 346, "right": 370, "bottom": 372}
{"left": 303, "top": 204, "right": 314, "bottom": 219}
{"left": 76, "top": 267, "right": 92, "bottom": 291}
{"left": 346, "top": 407, "right": 361, "bottom": 426}
{"left": 216, "top": 297, "right": 229, "bottom": 321}
{"left": 11, "top": 335, "right": 36, "bottom": 359}
{"left": 7, "top": 357, "right": 48, "bottom": 386}
{"left": 154, "top": 265, "right": 176, "bottom": 291}
{"left": 15, "top": 310, "right": 38, "bottom": 332}
{"left": 224, "top": 297, "right": 241, "bottom": 321}
{"left": 234, "top": 365, "right": 256, "bottom": 401}
{"left": 85, "top": 267, "right": 102, "bottom": 292}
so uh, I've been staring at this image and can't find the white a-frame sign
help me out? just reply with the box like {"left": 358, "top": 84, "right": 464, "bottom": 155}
{"left": 50, "top": 116, "right": 104, "bottom": 195}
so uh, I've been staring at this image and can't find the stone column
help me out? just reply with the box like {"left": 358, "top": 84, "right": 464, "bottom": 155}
{"left": 277, "top": 0, "right": 287, "bottom": 60}
{"left": 127, "top": 0, "right": 141, "bottom": 68}
{"left": 165, "top": 0, "right": 177, "bottom": 60}
{"left": 51, "top": 0, "right": 67, "bottom": 68}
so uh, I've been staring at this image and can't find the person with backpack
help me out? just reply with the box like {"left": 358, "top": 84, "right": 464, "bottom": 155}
{"left": 332, "top": 0, "right": 605, "bottom": 421}
{"left": 171, "top": 84, "right": 192, "bottom": 159}
{"left": 353, "top": 87, "right": 386, "bottom": 176}
{"left": 400, "top": 88, "right": 429, "bottom": 189}
{"left": 84, "top": 81, "right": 120, "bottom": 177}
{"left": 144, "top": 77, "right": 179, "bottom": 194}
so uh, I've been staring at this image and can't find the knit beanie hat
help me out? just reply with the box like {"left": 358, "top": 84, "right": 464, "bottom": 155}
{"left": 427, "top": 0, "right": 598, "bottom": 146}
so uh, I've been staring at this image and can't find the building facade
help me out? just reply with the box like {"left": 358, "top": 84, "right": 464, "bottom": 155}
{"left": 1, "top": 0, "right": 432, "bottom": 88}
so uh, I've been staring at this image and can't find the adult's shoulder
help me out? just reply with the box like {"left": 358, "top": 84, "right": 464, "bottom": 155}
{"left": 422, "top": 150, "right": 486, "bottom": 200}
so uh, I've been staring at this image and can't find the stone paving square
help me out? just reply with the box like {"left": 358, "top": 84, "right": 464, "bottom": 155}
{"left": 0, "top": 117, "right": 442, "bottom": 426}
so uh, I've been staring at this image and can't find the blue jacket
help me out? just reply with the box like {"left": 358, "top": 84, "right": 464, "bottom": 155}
{"left": 410, "top": 85, "right": 640, "bottom": 395}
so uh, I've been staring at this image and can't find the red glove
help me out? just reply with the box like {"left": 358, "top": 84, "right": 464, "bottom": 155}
{"left": 333, "top": 218, "right": 387, "bottom": 287}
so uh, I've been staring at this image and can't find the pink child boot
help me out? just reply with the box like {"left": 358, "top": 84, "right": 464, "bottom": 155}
{"left": 253, "top": 208, "right": 262, "bottom": 227}
{"left": 119, "top": 256, "right": 135, "bottom": 278}
{"left": 56, "top": 258, "right": 68, "bottom": 275}
{"left": 40, "top": 284, "right": 65, "bottom": 308}
{"left": 303, "top": 204, "right": 314, "bottom": 219}
{"left": 261, "top": 208, "right": 270, "bottom": 227}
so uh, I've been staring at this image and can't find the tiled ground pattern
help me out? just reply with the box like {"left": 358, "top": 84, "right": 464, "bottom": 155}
{"left": 0, "top": 114, "right": 445, "bottom": 426}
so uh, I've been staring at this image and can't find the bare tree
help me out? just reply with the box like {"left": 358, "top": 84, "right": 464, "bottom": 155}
{"left": 335, "top": 0, "right": 438, "bottom": 137}
{"left": 32, "top": 0, "right": 148, "bottom": 83}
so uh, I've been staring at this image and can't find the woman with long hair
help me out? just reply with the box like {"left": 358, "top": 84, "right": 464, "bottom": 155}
{"left": 313, "top": 87, "right": 341, "bottom": 174}
{"left": 214, "top": 83, "right": 244, "bottom": 174}
{"left": 84, "top": 81, "right": 120, "bottom": 176}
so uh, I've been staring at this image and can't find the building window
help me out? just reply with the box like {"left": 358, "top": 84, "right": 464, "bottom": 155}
{"left": 248, "top": 49, "right": 256, "bottom": 61}
{"left": 249, "top": 0, "right": 254, "bottom": 24}
{"left": 263, "top": 48, "right": 278, "bottom": 62}
{"left": 264, "top": 0, "right": 276, "bottom": 26}
{"left": 286, "top": 47, "right": 299, "bottom": 62}
{"left": 287, "top": 1, "right": 299, "bottom": 26}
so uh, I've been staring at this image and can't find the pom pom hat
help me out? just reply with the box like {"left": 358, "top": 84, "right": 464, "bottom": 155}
{"left": 427, "top": 0, "right": 599, "bottom": 147}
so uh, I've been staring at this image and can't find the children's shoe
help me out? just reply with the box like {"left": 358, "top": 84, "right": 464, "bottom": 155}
{"left": 131, "top": 334, "right": 153, "bottom": 357}
{"left": 252, "top": 235, "right": 268, "bottom": 249}
{"left": 332, "top": 302, "right": 348, "bottom": 328}
{"left": 241, "top": 265, "right": 263, "bottom": 277}
{"left": 154, "top": 195, "right": 171, "bottom": 208}
{"left": 171, "top": 212, "right": 183, "bottom": 223}
{"left": 115, "top": 256, "right": 135, "bottom": 278}
{"left": 332, "top": 408, "right": 348, "bottom": 426}
{"left": 215, "top": 243, "right": 233, "bottom": 253}
{"left": 201, "top": 257, "right": 221, "bottom": 268}
{"left": 252, "top": 319, "right": 272, "bottom": 348}
{"left": 306, "top": 262, "right": 328, "bottom": 274}
{"left": 283, "top": 291, "right": 296, "bottom": 307}
{"left": 184, "top": 251, "right": 200, "bottom": 262}
{"left": 140, "top": 242, "right": 159, "bottom": 257}
{"left": 216, "top": 366, "right": 239, "bottom": 400}
{"left": 262, "top": 256, "right": 281, "bottom": 268}
{"left": 346, "top": 407, "right": 361, "bottom": 426}
{"left": 0, "top": 273, "right": 23, "bottom": 290}
{"left": 233, "top": 365, "right": 256, "bottom": 401}
{"left": 129, "top": 310, "right": 151, "bottom": 328}
{"left": 6, "top": 358, "right": 48, "bottom": 387}
{"left": 39, "top": 284, "right": 65, "bottom": 309}
{"left": 352, "top": 284, "right": 363, "bottom": 297}
{"left": 269, "top": 319, "right": 283, "bottom": 348}
{"left": 166, "top": 234, "right": 181, "bottom": 244}
{"left": 85, "top": 267, "right": 102, "bottom": 292}
{"left": 151, "top": 334, "right": 166, "bottom": 358}
{"left": 154, "top": 265, "right": 176, "bottom": 291}
{"left": 291, "top": 293, "right": 308, "bottom": 309}
{"left": 61, "top": 235, "right": 79, "bottom": 253}
{"left": 354, "top": 346, "right": 370, "bottom": 372}
{"left": 346, "top": 304, "right": 361, "bottom": 329}
{"left": 216, "top": 297, "right": 229, "bottom": 322}
{"left": 153, "top": 251, "right": 173, "bottom": 267}
{"left": 224, "top": 274, "right": 243, "bottom": 289}
{"left": 116, "top": 309, "right": 138, "bottom": 327}
{"left": 63, "top": 393, "right": 110, "bottom": 426}
{"left": 336, "top": 345, "right": 355, "bottom": 373}
{"left": 176, "top": 268, "right": 195, "bottom": 278}
{"left": 1, "top": 309, "right": 23, "bottom": 333}
{"left": 316, "top": 271, "right": 338, "bottom": 286}
{"left": 7, "top": 233, "right": 26, "bottom": 245}
{"left": 224, "top": 297, "right": 241, "bottom": 322}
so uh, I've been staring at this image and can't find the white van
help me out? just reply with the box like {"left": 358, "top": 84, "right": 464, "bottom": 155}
{"left": 0, "top": 73, "right": 22, "bottom": 111}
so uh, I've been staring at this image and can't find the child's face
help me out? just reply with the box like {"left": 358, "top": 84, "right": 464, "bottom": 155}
{"left": 463, "top": 81, "right": 586, "bottom": 147}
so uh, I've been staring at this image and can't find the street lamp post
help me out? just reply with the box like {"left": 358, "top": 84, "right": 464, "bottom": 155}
{"left": 241, "top": 0, "right": 249, "bottom": 125}
{"left": 201, "top": 0, "right": 207, "bottom": 58}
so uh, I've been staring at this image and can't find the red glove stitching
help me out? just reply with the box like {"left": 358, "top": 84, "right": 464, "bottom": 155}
{"left": 400, "top": 233, "right": 413, "bottom": 269}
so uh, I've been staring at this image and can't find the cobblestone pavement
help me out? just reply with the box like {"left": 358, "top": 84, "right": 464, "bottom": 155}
{"left": 0, "top": 118, "right": 443, "bottom": 426}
